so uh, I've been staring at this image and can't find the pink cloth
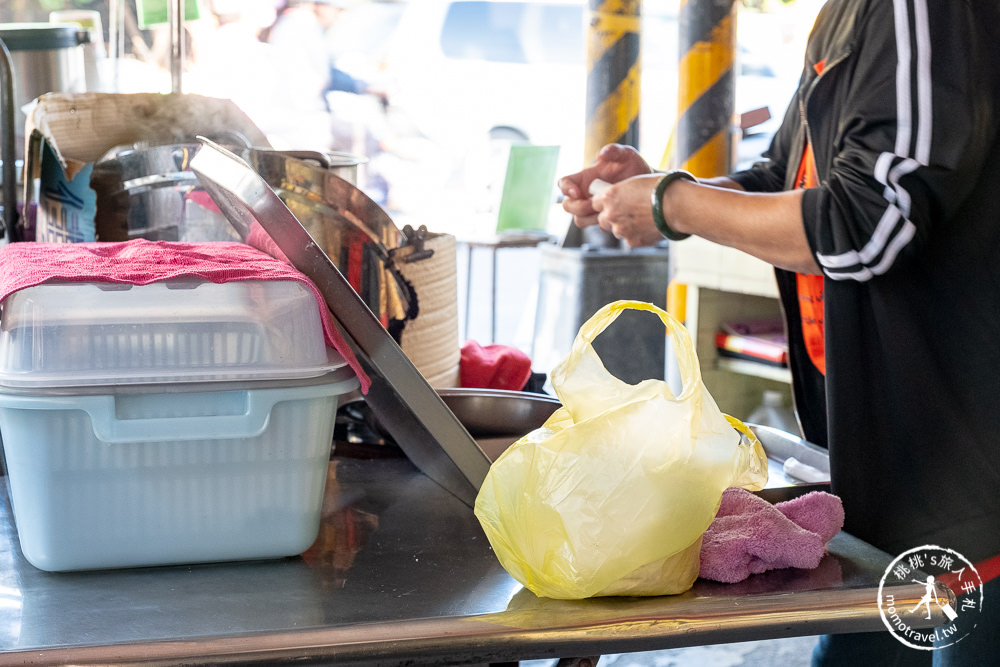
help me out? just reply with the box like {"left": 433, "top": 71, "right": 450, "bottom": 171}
{"left": 460, "top": 340, "right": 532, "bottom": 391}
{"left": 699, "top": 487, "right": 844, "bottom": 584}
{"left": 0, "top": 240, "right": 370, "bottom": 392}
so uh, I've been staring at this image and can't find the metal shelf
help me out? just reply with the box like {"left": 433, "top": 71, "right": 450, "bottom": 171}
{"left": 717, "top": 357, "right": 792, "bottom": 384}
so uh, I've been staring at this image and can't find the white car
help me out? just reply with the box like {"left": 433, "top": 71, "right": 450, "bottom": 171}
{"left": 340, "top": 0, "right": 797, "bottom": 232}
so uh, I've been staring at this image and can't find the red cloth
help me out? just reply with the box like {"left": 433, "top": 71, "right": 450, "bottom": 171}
{"left": 0, "top": 240, "right": 370, "bottom": 392}
{"left": 460, "top": 340, "right": 532, "bottom": 391}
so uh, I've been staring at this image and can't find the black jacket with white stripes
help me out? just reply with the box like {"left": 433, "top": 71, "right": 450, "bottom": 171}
{"left": 732, "top": 0, "right": 1000, "bottom": 562}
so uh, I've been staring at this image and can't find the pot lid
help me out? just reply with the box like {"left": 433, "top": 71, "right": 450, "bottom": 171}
{"left": 189, "top": 137, "right": 490, "bottom": 508}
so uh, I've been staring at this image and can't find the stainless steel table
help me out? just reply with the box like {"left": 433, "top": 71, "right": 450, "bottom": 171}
{"left": 0, "top": 456, "right": 950, "bottom": 666}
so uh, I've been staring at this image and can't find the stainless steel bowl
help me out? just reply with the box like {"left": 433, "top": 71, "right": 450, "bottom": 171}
{"left": 436, "top": 388, "right": 561, "bottom": 437}
{"left": 335, "top": 388, "right": 561, "bottom": 462}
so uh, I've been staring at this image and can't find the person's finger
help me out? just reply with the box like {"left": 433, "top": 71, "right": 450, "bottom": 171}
{"left": 557, "top": 176, "right": 581, "bottom": 199}
{"left": 596, "top": 210, "right": 615, "bottom": 234}
{"left": 562, "top": 196, "right": 596, "bottom": 218}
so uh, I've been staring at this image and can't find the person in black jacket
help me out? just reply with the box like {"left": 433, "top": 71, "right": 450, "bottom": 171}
{"left": 558, "top": 1, "right": 1000, "bottom": 665}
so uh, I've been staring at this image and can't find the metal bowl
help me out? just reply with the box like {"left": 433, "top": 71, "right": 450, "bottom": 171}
{"left": 436, "top": 388, "right": 561, "bottom": 437}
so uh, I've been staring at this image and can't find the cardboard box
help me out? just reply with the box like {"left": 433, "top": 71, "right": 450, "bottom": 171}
{"left": 22, "top": 92, "right": 270, "bottom": 242}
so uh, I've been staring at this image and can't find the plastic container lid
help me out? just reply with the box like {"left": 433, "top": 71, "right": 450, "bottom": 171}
{"left": 0, "top": 278, "right": 349, "bottom": 392}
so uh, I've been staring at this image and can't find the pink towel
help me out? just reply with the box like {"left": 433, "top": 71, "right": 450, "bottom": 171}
{"left": 0, "top": 240, "right": 370, "bottom": 392}
{"left": 699, "top": 487, "right": 844, "bottom": 584}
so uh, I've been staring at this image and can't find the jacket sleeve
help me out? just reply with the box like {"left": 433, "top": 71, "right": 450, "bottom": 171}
{"left": 801, "top": 0, "right": 997, "bottom": 283}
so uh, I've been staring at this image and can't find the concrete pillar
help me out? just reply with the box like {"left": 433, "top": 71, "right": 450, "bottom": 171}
{"left": 584, "top": 0, "right": 642, "bottom": 164}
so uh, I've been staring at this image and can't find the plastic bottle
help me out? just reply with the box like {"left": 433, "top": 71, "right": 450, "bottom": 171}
{"left": 746, "top": 390, "right": 800, "bottom": 435}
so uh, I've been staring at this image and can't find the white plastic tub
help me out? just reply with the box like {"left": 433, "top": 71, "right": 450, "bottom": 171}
{"left": 0, "top": 278, "right": 359, "bottom": 571}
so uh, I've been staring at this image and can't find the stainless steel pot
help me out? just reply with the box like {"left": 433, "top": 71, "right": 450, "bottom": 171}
{"left": 0, "top": 23, "right": 89, "bottom": 157}
{"left": 91, "top": 142, "right": 414, "bottom": 334}
{"left": 244, "top": 148, "right": 415, "bottom": 334}
{"left": 90, "top": 144, "right": 364, "bottom": 243}
{"left": 1, "top": 23, "right": 90, "bottom": 241}
{"left": 91, "top": 141, "right": 252, "bottom": 242}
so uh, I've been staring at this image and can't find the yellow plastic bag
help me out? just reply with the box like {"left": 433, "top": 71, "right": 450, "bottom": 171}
{"left": 474, "top": 300, "right": 768, "bottom": 599}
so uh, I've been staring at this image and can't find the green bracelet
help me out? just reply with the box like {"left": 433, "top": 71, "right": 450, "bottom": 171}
{"left": 651, "top": 170, "right": 696, "bottom": 241}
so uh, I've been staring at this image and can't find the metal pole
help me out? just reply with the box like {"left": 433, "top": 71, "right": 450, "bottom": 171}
{"left": 1, "top": 38, "right": 18, "bottom": 241}
{"left": 584, "top": 0, "right": 642, "bottom": 165}
{"left": 666, "top": 0, "right": 737, "bottom": 386}
{"left": 109, "top": 0, "right": 124, "bottom": 92}
{"left": 571, "top": 0, "right": 641, "bottom": 247}
{"left": 675, "top": 0, "right": 738, "bottom": 177}
{"left": 169, "top": 0, "right": 184, "bottom": 94}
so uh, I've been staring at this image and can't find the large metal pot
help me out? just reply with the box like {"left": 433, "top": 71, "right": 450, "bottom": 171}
{"left": 244, "top": 148, "right": 415, "bottom": 334}
{"left": 1, "top": 23, "right": 90, "bottom": 241}
{"left": 90, "top": 145, "right": 364, "bottom": 243}
{"left": 90, "top": 143, "right": 414, "bottom": 333}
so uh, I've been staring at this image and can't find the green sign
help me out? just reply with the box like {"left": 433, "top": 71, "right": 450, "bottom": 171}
{"left": 135, "top": 0, "right": 201, "bottom": 29}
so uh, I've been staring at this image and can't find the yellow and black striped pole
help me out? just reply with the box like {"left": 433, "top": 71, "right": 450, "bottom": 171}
{"left": 667, "top": 0, "right": 738, "bottom": 322}
{"left": 584, "top": 0, "right": 642, "bottom": 165}
{"left": 673, "top": 0, "right": 738, "bottom": 176}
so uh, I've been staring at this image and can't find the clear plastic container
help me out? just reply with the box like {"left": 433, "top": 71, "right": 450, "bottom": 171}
{"left": 747, "top": 389, "right": 800, "bottom": 436}
{"left": 0, "top": 279, "right": 343, "bottom": 391}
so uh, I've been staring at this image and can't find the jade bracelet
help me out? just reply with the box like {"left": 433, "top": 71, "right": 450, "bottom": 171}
{"left": 651, "top": 170, "right": 696, "bottom": 241}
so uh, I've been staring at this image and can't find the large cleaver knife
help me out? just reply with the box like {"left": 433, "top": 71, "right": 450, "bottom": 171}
{"left": 190, "top": 138, "right": 490, "bottom": 507}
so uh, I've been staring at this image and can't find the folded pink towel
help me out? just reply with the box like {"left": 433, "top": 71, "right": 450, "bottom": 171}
{"left": 699, "top": 487, "right": 844, "bottom": 584}
{"left": 0, "top": 240, "right": 370, "bottom": 392}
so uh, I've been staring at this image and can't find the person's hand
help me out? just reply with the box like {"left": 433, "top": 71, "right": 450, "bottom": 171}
{"left": 558, "top": 144, "right": 653, "bottom": 229}
{"left": 591, "top": 174, "right": 665, "bottom": 247}
{"left": 364, "top": 85, "right": 391, "bottom": 109}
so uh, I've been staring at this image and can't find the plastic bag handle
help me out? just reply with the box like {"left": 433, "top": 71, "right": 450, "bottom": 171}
{"left": 566, "top": 300, "right": 701, "bottom": 399}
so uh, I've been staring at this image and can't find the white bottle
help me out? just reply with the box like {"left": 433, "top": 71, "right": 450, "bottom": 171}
{"left": 746, "top": 390, "right": 799, "bottom": 435}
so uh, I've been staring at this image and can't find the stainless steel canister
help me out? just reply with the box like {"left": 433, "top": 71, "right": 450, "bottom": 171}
{"left": 0, "top": 23, "right": 89, "bottom": 160}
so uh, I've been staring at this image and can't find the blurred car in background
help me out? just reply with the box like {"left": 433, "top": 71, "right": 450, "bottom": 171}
{"left": 328, "top": 0, "right": 800, "bottom": 234}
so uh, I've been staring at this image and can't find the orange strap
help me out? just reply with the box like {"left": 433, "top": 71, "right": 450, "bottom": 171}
{"left": 794, "top": 126, "right": 826, "bottom": 375}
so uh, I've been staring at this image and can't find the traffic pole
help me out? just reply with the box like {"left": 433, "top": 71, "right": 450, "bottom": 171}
{"left": 667, "top": 0, "right": 738, "bottom": 322}
{"left": 674, "top": 0, "right": 738, "bottom": 177}
{"left": 584, "top": 0, "right": 642, "bottom": 165}
{"left": 666, "top": 0, "right": 738, "bottom": 395}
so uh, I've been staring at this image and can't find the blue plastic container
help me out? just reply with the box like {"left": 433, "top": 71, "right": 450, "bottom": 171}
{"left": 0, "top": 278, "right": 359, "bottom": 571}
